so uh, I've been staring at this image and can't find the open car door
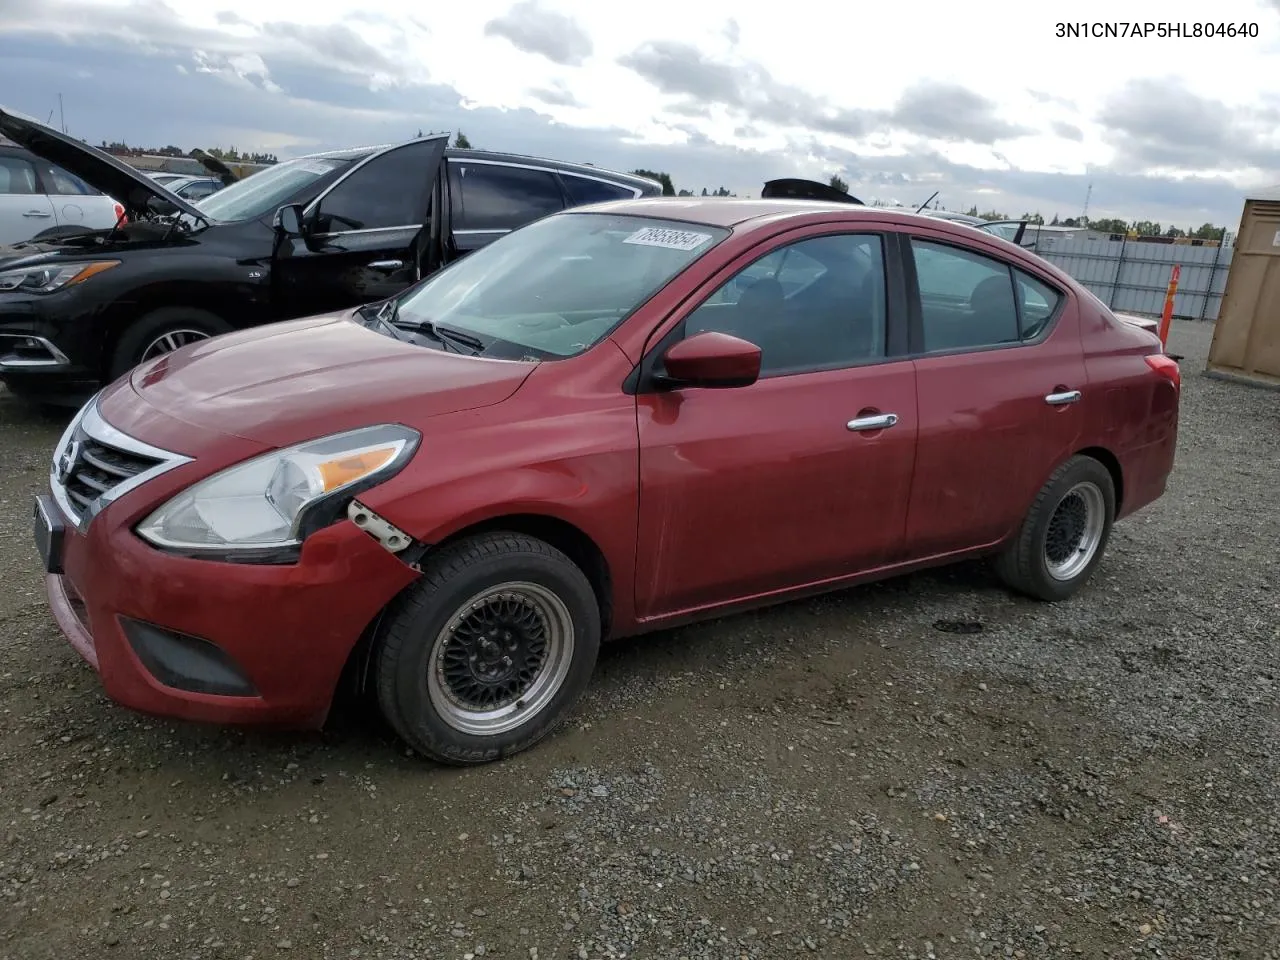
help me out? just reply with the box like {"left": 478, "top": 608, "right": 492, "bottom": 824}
{"left": 762, "top": 178, "right": 864, "bottom": 205}
{"left": 976, "top": 219, "right": 1030, "bottom": 246}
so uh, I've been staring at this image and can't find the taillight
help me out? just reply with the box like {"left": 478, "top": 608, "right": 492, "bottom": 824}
{"left": 112, "top": 201, "right": 127, "bottom": 224}
{"left": 1145, "top": 353, "right": 1181, "bottom": 391}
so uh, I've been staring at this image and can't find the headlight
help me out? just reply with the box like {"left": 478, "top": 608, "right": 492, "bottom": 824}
{"left": 0, "top": 260, "right": 120, "bottom": 294}
{"left": 135, "top": 424, "right": 419, "bottom": 557}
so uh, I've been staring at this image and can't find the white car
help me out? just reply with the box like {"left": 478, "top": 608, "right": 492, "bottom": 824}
{"left": 0, "top": 143, "right": 125, "bottom": 245}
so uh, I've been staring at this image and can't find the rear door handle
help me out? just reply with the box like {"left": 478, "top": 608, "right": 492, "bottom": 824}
{"left": 1044, "top": 390, "right": 1081, "bottom": 406}
{"left": 23, "top": 210, "right": 53, "bottom": 218}
{"left": 368, "top": 259, "right": 404, "bottom": 271}
{"left": 847, "top": 413, "right": 898, "bottom": 432}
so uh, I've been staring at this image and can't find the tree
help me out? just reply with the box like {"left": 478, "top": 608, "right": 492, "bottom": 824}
{"left": 677, "top": 189, "right": 695, "bottom": 196}
{"left": 1192, "top": 222, "right": 1225, "bottom": 241}
{"left": 701, "top": 187, "right": 708, "bottom": 197}
{"left": 453, "top": 131, "right": 472, "bottom": 149}
{"left": 828, "top": 173, "right": 849, "bottom": 194}
{"left": 632, "top": 169, "right": 676, "bottom": 196}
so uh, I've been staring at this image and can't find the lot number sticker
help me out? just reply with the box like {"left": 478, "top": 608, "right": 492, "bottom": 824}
{"left": 623, "top": 227, "right": 712, "bottom": 251}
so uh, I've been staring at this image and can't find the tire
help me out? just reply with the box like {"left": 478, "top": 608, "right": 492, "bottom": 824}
{"left": 108, "top": 307, "right": 232, "bottom": 380}
{"left": 374, "top": 532, "right": 601, "bottom": 766}
{"left": 994, "top": 455, "right": 1116, "bottom": 602}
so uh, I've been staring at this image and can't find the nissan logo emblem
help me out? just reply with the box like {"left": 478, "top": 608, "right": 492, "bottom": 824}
{"left": 56, "top": 439, "right": 81, "bottom": 485}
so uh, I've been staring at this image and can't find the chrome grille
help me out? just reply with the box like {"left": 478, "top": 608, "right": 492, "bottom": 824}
{"left": 49, "top": 396, "right": 190, "bottom": 529}
{"left": 61, "top": 433, "right": 163, "bottom": 515}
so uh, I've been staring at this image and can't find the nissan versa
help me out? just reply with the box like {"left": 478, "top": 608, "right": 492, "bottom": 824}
{"left": 34, "top": 198, "right": 1180, "bottom": 765}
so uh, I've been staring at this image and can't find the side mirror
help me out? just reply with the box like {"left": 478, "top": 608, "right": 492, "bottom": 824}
{"left": 658, "top": 331, "right": 762, "bottom": 389}
{"left": 273, "top": 203, "right": 305, "bottom": 237}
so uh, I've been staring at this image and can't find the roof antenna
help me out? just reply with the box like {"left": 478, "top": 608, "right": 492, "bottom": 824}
{"left": 914, "top": 190, "right": 939, "bottom": 214}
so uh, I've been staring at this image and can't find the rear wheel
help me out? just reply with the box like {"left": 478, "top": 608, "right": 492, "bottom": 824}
{"left": 375, "top": 532, "right": 601, "bottom": 765}
{"left": 994, "top": 455, "right": 1116, "bottom": 602}
{"left": 108, "top": 307, "right": 232, "bottom": 380}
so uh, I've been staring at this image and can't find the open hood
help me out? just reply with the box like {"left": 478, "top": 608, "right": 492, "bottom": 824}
{"left": 763, "top": 178, "right": 864, "bottom": 205}
{"left": 190, "top": 148, "right": 239, "bottom": 187}
{"left": 0, "top": 104, "right": 206, "bottom": 220}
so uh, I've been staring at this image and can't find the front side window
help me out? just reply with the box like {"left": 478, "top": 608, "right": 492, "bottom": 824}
{"left": 313, "top": 145, "right": 434, "bottom": 234}
{"left": 175, "top": 180, "right": 220, "bottom": 201}
{"left": 911, "top": 240, "right": 1019, "bottom": 352}
{"left": 682, "top": 233, "right": 887, "bottom": 376}
{"left": 394, "top": 213, "right": 727, "bottom": 359}
{"left": 0, "top": 156, "right": 38, "bottom": 195}
{"left": 195, "top": 156, "right": 350, "bottom": 222}
{"left": 453, "top": 163, "right": 565, "bottom": 231}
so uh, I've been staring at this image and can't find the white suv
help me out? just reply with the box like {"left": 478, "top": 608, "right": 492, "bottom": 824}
{"left": 0, "top": 144, "right": 124, "bottom": 245}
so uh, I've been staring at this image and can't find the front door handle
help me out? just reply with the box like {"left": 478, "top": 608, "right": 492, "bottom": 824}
{"left": 1044, "top": 390, "right": 1081, "bottom": 406}
{"left": 368, "top": 259, "right": 404, "bottom": 272}
{"left": 847, "top": 413, "right": 898, "bottom": 432}
{"left": 23, "top": 210, "right": 53, "bottom": 218}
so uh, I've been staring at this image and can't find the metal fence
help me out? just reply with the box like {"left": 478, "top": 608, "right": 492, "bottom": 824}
{"left": 1025, "top": 234, "right": 1232, "bottom": 321}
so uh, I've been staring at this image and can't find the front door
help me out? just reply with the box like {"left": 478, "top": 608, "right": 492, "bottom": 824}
{"left": 273, "top": 136, "right": 447, "bottom": 319}
{"left": 634, "top": 229, "right": 919, "bottom": 620}
{"left": 903, "top": 235, "right": 1087, "bottom": 557}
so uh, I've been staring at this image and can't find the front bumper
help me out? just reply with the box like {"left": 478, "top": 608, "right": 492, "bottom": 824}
{"left": 0, "top": 288, "right": 106, "bottom": 401}
{"left": 36, "top": 402, "right": 421, "bottom": 728}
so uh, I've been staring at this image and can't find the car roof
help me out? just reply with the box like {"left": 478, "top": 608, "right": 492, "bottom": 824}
{"left": 569, "top": 197, "right": 966, "bottom": 229}
{"left": 293, "top": 142, "right": 659, "bottom": 191}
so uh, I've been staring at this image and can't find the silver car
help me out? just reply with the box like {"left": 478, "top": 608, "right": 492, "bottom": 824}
{"left": 0, "top": 144, "right": 123, "bottom": 244}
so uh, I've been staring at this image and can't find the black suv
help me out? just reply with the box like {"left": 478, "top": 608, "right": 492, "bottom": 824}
{"left": 0, "top": 107, "right": 661, "bottom": 404}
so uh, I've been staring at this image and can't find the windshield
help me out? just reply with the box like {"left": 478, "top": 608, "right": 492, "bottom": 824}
{"left": 194, "top": 156, "right": 351, "bottom": 222}
{"left": 395, "top": 213, "right": 729, "bottom": 360}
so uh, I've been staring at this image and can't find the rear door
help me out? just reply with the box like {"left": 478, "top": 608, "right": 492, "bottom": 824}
{"left": 903, "top": 232, "right": 1087, "bottom": 558}
{"left": 448, "top": 159, "right": 567, "bottom": 257}
{"left": 273, "top": 136, "right": 447, "bottom": 318}
{"left": 0, "top": 152, "right": 56, "bottom": 243}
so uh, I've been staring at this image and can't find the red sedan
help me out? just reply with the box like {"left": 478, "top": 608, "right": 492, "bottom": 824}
{"left": 32, "top": 198, "right": 1180, "bottom": 765}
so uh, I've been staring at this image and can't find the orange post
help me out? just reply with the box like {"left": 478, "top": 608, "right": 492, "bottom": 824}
{"left": 1157, "top": 264, "right": 1181, "bottom": 347}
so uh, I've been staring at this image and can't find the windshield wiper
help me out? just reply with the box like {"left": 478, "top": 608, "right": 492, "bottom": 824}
{"left": 391, "top": 308, "right": 486, "bottom": 355}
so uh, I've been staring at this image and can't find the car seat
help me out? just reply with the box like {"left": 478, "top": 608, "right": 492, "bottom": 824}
{"left": 966, "top": 275, "right": 1019, "bottom": 345}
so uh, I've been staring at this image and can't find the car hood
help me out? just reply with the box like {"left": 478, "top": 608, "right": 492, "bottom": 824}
{"left": 110, "top": 312, "right": 538, "bottom": 448}
{"left": 762, "top": 178, "right": 864, "bottom": 205}
{"left": 190, "top": 149, "right": 238, "bottom": 186}
{"left": 0, "top": 104, "right": 205, "bottom": 221}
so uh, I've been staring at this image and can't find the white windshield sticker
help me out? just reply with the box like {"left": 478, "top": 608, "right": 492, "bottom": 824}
{"left": 298, "top": 161, "right": 335, "bottom": 175}
{"left": 622, "top": 226, "right": 712, "bottom": 251}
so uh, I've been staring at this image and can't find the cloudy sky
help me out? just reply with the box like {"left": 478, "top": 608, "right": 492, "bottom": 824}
{"left": 2, "top": 0, "right": 1279, "bottom": 229}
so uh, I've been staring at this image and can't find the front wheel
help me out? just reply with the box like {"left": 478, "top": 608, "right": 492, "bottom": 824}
{"left": 108, "top": 307, "right": 232, "bottom": 380}
{"left": 994, "top": 455, "right": 1116, "bottom": 602}
{"left": 375, "top": 532, "right": 601, "bottom": 765}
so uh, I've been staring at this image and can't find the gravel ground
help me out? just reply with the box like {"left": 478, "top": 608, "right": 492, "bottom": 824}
{"left": 0, "top": 319, "right": 1276, "bottom": 960}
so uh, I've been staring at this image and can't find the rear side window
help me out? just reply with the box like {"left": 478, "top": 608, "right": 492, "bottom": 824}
{"left": 561, "top": 175, "right": 636, "bottom": 207}
{"left": 1014, "top": 269, "right": 1063, "bottom": 339}
{"left": 453, "top": 163, "right": 565, "bottom": 231}
{"left": 0, "top": 156, "right": 38, "bottom": 195}
{"left": 911, "top": 240, "right": 1019, "bottom": 352}
{"left": 44, "top": 164, "right": 97, "bottom": 196}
